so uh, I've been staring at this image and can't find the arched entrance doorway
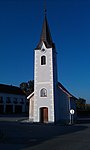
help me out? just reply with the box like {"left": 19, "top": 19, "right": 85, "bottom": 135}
{"left": 40, "top": 107, "right": 48, "bottom": 123}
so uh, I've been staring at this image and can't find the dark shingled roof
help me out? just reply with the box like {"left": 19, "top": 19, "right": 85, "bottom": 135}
{"left": 0, "top": 84, "right": 26, "bottom": 95}
{"left": 36, "top": 15, "right": 55, "bottom": 49}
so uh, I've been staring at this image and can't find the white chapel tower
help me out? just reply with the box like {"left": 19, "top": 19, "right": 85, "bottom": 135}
{"left": 27, "top": 11, "right": 77, "bottom": 124}
{"left": 33, "top": 13, "right": 58, "bottom": 123}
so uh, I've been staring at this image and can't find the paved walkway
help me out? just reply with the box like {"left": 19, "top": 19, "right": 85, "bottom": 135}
{"left": 0, "top": 114, "right": 28, "bottom": 122}
{"left": 0, "top": 116, "right": 90, "bottom": 150}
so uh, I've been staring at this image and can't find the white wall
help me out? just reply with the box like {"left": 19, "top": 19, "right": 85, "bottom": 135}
{"left": 34, "top": 43, "right": 56, "bottom": 122}
{"left": 29, "top": 95, "right": 34, "bottom": 120}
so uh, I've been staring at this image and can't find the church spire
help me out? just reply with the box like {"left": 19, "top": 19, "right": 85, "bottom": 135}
{"left": 36, "top": 11, "right": 55, "bottom": 49}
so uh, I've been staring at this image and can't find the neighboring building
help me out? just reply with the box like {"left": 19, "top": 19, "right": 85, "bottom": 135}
{"left": 27, "top": 13, "right": 77, "bottom": 123}
{"left": 0, "top": 84, "right": 26, "bottom": 114}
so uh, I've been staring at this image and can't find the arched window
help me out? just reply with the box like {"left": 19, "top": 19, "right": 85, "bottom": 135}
{"left": 41, "top": 56, "right": 46, "bottom": 65}
{"left": 40, "top": 88, "right": 47, "bottom": 97}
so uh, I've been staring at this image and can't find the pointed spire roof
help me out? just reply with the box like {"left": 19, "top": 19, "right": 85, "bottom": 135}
{"left": 36, "top": 15, "right": 55, "bottom": 49}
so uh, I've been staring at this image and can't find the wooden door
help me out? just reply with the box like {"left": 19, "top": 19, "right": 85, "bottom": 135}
{"left": 40, "top": 107, "right": 48, "bottom": 123}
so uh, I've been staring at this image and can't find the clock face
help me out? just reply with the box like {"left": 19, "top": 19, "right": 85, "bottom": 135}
{"left": 41, "top": 48, "right": 46, "bottom": 53}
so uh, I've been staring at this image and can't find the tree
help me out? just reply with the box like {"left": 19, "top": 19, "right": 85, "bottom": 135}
{"left": 27, "top": 80, "right": 34, "bottom": 95}
{"left": 85, "top": 104, "right": 90, "bottom": 111}
{"left": 76, "top": 97, "right": 86, "bottom": 110}
{"left": 20, "top": 80, "right": 34, "bottom": 96}
{"left": 20, "top": 82, "right": 28, "bottom": 93}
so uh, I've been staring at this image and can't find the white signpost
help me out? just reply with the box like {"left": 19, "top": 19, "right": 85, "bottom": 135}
{"left": 70, "top": 109, "right": 75, "bottom": 124}
{"left": 70, "top": 109, "right": 75, "bottom": 115}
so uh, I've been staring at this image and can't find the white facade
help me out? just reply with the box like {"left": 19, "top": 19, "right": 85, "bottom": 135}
{"left": 33, "top": 42, "right": 57, "bottom": 122}
{"left": 28, "top": 84, "right": 77, "bottom": 123}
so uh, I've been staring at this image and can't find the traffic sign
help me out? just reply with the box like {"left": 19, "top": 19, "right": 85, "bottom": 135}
{"left": 70, "top": 109, "right": 75, "bottom": 115}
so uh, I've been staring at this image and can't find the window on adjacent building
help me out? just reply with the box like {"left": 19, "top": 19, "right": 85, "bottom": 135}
{"left": 20, "top": 98, "right": 24, "bottom": 104}
{"left": 6, "top": 97, "right": 11, "bottom": 103}
{"left": 40, "top": 88, "right": 47, "bottom": 97}
{"left": 0, "top": 96, "right": 3, "bottom": 103}
{"left": 41, "top": 56, "right": 46, "bottom": 65}
{"left": 13, "top": 98, "right": 18, "bottom": 104}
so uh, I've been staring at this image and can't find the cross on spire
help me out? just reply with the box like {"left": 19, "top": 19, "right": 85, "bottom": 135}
{"left": 44, "top": 0, "right": 47, "bottom": 15}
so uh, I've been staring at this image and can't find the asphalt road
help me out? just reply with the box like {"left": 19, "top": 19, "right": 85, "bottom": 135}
{"left": 0, "top": 118, "right": 90, "bottom": 150}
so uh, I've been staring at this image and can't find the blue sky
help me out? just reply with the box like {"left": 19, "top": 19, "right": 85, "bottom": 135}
{"left": 0, "top": 0, "right": 90, "bottom": 103}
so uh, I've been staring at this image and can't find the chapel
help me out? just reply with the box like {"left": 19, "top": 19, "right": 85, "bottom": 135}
{"left": 27, "top": 12, "right": 77, "bottom": 123}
